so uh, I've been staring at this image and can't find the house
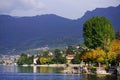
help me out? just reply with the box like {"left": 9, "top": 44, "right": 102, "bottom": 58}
{"left": 66, "top": 54, "right": 75, "bottom": 64}
{"left": 48, "top": 52, "right": 54, "bottom": 56}
{"left": 3, "top": 59, "right": 14, "bottom": 65}
{"left": 33, "top": 57, "right": 38, "bottom": 65}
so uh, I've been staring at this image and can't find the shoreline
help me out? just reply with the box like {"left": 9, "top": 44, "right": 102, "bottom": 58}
{"left": 30, "top": 64, "right": 81, "bottom": 67}
{"left": 0, "top": 64, "right": 114, "bottom": 75}
{"left": 0, "top": 64, "right": 81, "bottom": 67}
{"left": 32, "top": 64, "right": 65, "bottom": 67}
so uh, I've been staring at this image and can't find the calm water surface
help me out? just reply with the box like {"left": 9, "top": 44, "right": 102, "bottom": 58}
{"left": 0, "top": 65, "right": 118, "bottom": 80}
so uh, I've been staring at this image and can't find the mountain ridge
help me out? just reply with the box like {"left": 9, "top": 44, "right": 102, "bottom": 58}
{"left": 0, "top": 5, "right": 120, "bottom": 54}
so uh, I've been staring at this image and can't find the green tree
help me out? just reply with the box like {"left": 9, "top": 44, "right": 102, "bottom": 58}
{"left": 43, "top": 51, "right": 50, "bottom": 58}
{"left": 52, "top": 49, "right": 66, "bottom": 64}
{"left": 83, "top": 16, "right": 115, "bottom": 49}
{"left": 83, "top": 16, "right": 115, "bottom": 68}
{"left": 17, "top": 53, "right": 33, "bottom": 65}
{"left": 66, "top": 46, "right": 75, "bottom": 54}
{"left": 71, "top": 53, "right": 81, "bottom": 64}
{"left": 27, "top": 55, "right": 34, "bottom": 65}
{"left": 17, "top": 53, "right": 27, "bottom": 65}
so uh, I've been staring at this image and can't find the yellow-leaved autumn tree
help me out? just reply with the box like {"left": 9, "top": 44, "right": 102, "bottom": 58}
{"left": 108, "top": 40, "right": 120, "bottom": 64}
{"left": 81, "top": 48, "right": 106, "bottom": 63}
{"left": 81, "top": 40, "right": 120, "bottom": 66}
{"left": 39, "top": 57, "right": 51, "bottom": 64}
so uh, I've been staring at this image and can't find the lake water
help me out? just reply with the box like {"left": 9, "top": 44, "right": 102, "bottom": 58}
{"left": 0, "top": 65, "right": 119, "bottom": 80}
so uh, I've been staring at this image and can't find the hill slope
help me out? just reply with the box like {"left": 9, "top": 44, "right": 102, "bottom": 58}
{"left": 0, "top": 14, "right": 82, "bottom": 54}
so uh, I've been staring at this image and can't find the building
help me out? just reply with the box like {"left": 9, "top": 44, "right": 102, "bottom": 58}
{"left": 1, "top": 55, "right": 20, "bottom": 65}
{"left": 33, "top": 57, "right": 38, "bottom": 65}
{"left": 66, "top": 54, "right": 75, "bottom": 64}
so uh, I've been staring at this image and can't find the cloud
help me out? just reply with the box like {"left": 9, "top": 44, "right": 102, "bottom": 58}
{"left": 0, "top": 0, "right": 46, "bottom": 14}
{"left": 17, "top": 0, "right": 46, "bottom": 10}
{"left": 41, "top": 0, "right": 120, "bottom": 19}
{"left": 0, "top": 0, "right": 120, "bottom": 19}
{"left": 0, "top": 0, "right": 15, "bottom": 13}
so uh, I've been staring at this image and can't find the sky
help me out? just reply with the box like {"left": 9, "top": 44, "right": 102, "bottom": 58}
{"left": 0, "top": 0, "right": 120, "bottom": 19}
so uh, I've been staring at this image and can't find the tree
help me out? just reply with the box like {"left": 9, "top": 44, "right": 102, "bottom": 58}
{"left": 39, "top": 57, "right": 51, "bottom": 64}
{"left": 81, "top": 48, "right": 105, "bottom": 63}
{"left": 116, "top": 53, "right": 120, "bottom": 66}
{"left": 17, "top": 53, "right": 27, "bottom": 65}
{"left": 116, "top": 30, "right": 120, "bottom": 40}
{"left": 108, "top": 40, "right": 120, "bottom": 65}
{"left": 71, "top": 53, "right": 81, "bottom": 64}
{"left": 27, "top": 55, "right": 34, "bottom": 65}
{"left": 83, "top": 16, "right": 115, "bottom": 49}
{"left": 17, "top": 53, "right": 33, "bottom": 65}
{"left": 83, "top": 16, "right": 115, "bottom": 68}
{"left": 66, "top": 46, "right": 75, "bottom": 54}
{"left": 42, "top": 51, "right": 50, "bottom": 58}
{"left": 52, "top": 49, "right": 66, "bottom": 64}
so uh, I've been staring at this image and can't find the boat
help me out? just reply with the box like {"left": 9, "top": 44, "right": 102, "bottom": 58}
{"left": 96, "top": 68, "right": 111, "bottom": 75}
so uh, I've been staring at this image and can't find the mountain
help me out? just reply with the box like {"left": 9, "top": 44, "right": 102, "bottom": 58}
{"left": 0, "top": 5, "right": 120, "bottom": 54}
{"left": 0, "top": 14, "right": 82, "bottom": 54}
{"left": 76, "top": 5, "right": 120, "bottom": 31}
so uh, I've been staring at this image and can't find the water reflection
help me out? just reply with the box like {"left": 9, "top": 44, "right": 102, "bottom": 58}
{"left": 33, "top": 66, "right": 37, "bottom": 73}
{"left": 33, "top": 66, "right": 64, "bottom": 73}
{"left": 0, "top": 65, "right": 64, "bottom": 73}
{"left": 18, "top": 66, "right": 33, "bottom": 73}
{"left": 64, "top": 74, "right": 79, "bottom": 80}
{"left": 0, "top": 65, "right": 118, "bottom": 80}
{"left": 0, "top": 65, "right": 18, "bottom": 72}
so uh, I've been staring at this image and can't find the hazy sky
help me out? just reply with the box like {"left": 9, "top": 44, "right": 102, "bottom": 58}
{"left": 0, "top": 0, "right": 120, "bottom": 19}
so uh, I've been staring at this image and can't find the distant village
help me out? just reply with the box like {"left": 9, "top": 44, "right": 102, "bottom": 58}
{"left": 0, "top": 53, "right": 75, "bottom": 65}
{"left": 0, "top": 52, "right": 76, "bottom": 65}
{"left": 0, "top": 54, "right": 20, "bottom": 65}
{"left": 0, "top": 45, "right": 86, "bottom": 66}
{"left": 0, "top": 46, "right": 51, "bottom": 65}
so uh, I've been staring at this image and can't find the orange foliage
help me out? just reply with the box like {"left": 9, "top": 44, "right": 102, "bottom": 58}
{"left": 109, "top": 39, "right": 120, "bottom": 53}
{"left": 108, "top": 39, "right": 120, "bottom": 61}
{"left": 81, "top": 40, "right": 120, "bottom": 63}
{"left": 81, "top": 48, "right": 105, "bottom": 62}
